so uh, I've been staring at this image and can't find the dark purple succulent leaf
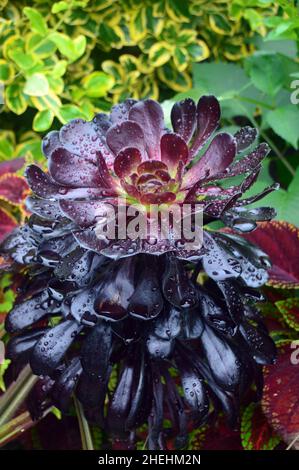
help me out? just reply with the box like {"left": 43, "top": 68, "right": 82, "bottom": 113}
{"left": 128, "top": 99, "right": 164, "bottom": 160}
{"left": 96, "top": 149, "right": 117, "bottom": 188}
{"left": 235, "top": 183, "right": 279, "bottom": 207}
{"left": 42, "top": 130, "right": 61, "bottom": 158}
{"left": 38, "top": 233, "right": 76, "bottom": 259}
{"left": 51, "top": 357, "right": 82, "bottom": 411}
{"left": 6, "top": 327, "right": 49, "bottom": 362}
{"left": 107, "top": 346, "right": 145, "bottom": 435}
{"left": 27, "top": 376, "right": 55, "bottom": 420}
{"left": 163, "top": 368, "right": 188, "bottom": 448}
{"left": 239, "top": 321, "right": 276, "bottom": 365}
{"left": 57, "top": 250, "right": 102, "bottom": 289}
{"left": 198, "top": 289, "right": 237, "bottom": 336}
{"left": 160, "top": 133, "right": 188, "bottom": 175}
{"left": 47, "top": 279, "right": 78, "bottom": 302}
{"left": 189, "top": 95, "right": 221, "bottom": 159}
{"left": 216, "top": 233, "right": 269, "bottom": 287}
{"left": 94, "top": 258, "right": 135, "bottom": 321}
{"left": 203, "top": 193, "right": 243, "bottom": 217}
{"left": 106, "top": 120, "right": 145, "bottom": 157}
{"left": 146, "top": 333, "right": 173, "bottom": 359}
{"left": 26, "top": 196, "right": 62, "bottom": 220}
{"left": 49, "top": 147, "right": 102, "bottom": 188}
{"left": 202, "top": 232, "right": 242, "bottom": 281}
{"left": 222, "top": 207, "right": 276, "bottom": 233}
{"left": 59, "top": 118, "right": 110, "bottom": 163}
{"left": 110, "top": 99, "right": 137, "bottom": 123}
{"left": 80, "top": 321, "right": 112, "bottom": 378}
{"left": 175, "top": 351, "right": 209, "bottom": 419}
{"left": 183, "top": 133, "right": 236, "bottom": 189}
{"left": 152, "top": 306, "right": 181, "bottom": 340}
{"left": 162, "top": 254, "right": 198, "bottom": 309}
{"left": 92, "top": 112, "right": 111, "bottom": 134}
{"left": 148, "top": 364, "right": 164, "bottom": 450}
{"left": 200, "top": 324, "right": 242, "bottom": 392}
{"left": 216, "top": 280, "right": 244, "bottom": 325}
{"left": 234, "top": 126, "right": 258, "bottom": 152}
{"left": 227, "top": 143, "right": 270, "bottom": 177}
{"left": 26, "top": 165, "right": 112, "bottom": 200}
{"left": 1, "top": 225, "right": 39, "bottom": 264}
{"left": 59, "top": 199, "right": 117, "bottom": 228}
{"left": 73, "top": 228, "right": 111, "bottom": 254}
{"left": 5, "top": 291, "right": 59, "bottom": 333}
{"left": 70, "top": 287, "right": 98, "bottom": 325}
{"left": 126, "top": 351, "right": 147, "bottom": 431}
{"left": 128, "top": 259, "right": 163, "bottom": 320}
{"left": 137, "top": 160, "right": 168, "bottom": 174}
{"left": 30, "top": 319, "right": 82, "bottom": 376}
{"left": 120, "top": 179, "right": 140, "bottom": 199}
{"left": 171, "top": 98, "right": 196, "bottom": 144}
{"left": 179, "top": 309, "right": 204, "bottom": 339}
{"left": 114, "top": 147, "right": 142, "bottom": 179}
{"left": 140, "top": 191, "right": 177, "bottom": 205}
{"left": 111, "top": 316, "right": 142, "bottom": 344}
{"left": 77, "top": 369, "right": 110, "bottom": 426}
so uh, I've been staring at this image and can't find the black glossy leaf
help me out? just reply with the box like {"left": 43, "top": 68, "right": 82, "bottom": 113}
{"left": 200, "top": 325, "right": 242, "bottom": 392}
{"left": 5, "top": 291, "right": 59, "bottom": 333}
{"left": 51, "top": 357, "right": 82, "bottom": 411}
{"left": 239, "top": 321, "right": 276, "bottom": 365}
{"left": 80, "top": 321, "right": 112, "bottom": 379}
{"left": 94, "top": 258, "right": 135, "bottom": 321}
{"left": 6, "top": 327, "right": 49, "bottom": 362}
{"left": 171, "top": 98, "right": 196, "bottom": 144}
{"left": 152, "top": 307, "right": 181, "bottom": 340}
{"left": 30, "top": 319, "right": 82, "bottom": 375}
{"left": 234, "top": 126, "right": 257, "bottom": 152}
{"left": 179, "top": 309, "right": 204, "bottom": 339}
{"left": 162, "top": 254, "right": 198, "bottom": 308}
{"left": 128, "top": 259, "right": 163, "bottom": 320}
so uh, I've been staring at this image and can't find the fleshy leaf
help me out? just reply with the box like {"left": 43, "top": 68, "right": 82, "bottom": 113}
{"left": 241, "top": 403, "right": 280, "bottom": 450}
{"left": 262, "top": 341, "right": 299, "bottom": 449}
{"left": 243, "top": 221, "right": 299, "bottom": 288}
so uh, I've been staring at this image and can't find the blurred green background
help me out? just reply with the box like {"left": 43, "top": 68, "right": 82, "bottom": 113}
{"left": 1, "top": 1, "right": 299, "bottom": 222}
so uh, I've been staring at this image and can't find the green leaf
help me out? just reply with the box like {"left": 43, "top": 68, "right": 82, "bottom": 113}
{"left": 5, "top": 83, "right": 27, "bottom": 115}
{"left": 266, "top": 105, "right": 299, "bottom": 149}
{"left": 9, "top": 50, "right": 37, "bottom": 71}
{"left": 33, "top": 109, "right": 54, "bottom": 132}
{"left": 23, "top": 7, "right": 48, "bottom": 36}
{"left": 49, "top": 32, "right": 86, "bottom": 63}
{"left": 51, "top": 60, "right": 67, "bottom": 78}
{"left": 276, "top": 298, "right": 299, "bottom": 332}
{"left": 52, "top": 1, "right": 69, "bottom": 13}
{"left": 0, "top": 60, "right": 14, "bottom": 83}
{"left": 51, "top": 407, "right": 62, "bottom": 420}
{"left": 244, "top": 53, "right": 286, "bottom": 96}
{"left": 0, "top": 360, "right": 11, "bottom": 392}
{"left": 24, "top": 73, "right": 49, "bottom": 97}
{"left": 58, "top": 104, "right": 87, "bottom": 123}
{"left": 81, "top": 71, "right": 114, "bottom": 98}
{"left": 241, "top": 403, "right": 281, "bottom": 450}
{"left": 149, "top": 43, "right": 172, "bottom": 68}
{"left": 0, "top": 137, "right": 14, "bottom": 159}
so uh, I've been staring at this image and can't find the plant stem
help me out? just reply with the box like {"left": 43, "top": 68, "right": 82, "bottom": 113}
{"left": 233, "top": 99, "right": 296, "bottom": 177}
{"left": 0, "top": 365, "right": 38, "bottom": 427}
{"left": 74, "top": 396, "right": 94, "bottom": 450}
{"left": 0, "top": 407, "right": 52, "bottom": 447}
{"left": 259, "top": 128, "right": 296, "bottom": 177}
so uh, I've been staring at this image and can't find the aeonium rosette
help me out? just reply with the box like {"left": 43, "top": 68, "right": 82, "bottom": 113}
{"left": 0, "top": 96, "right": 278, "bottom": 449}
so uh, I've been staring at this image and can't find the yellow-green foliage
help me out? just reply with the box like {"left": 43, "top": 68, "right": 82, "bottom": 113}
{"left": 0, "top": 0, "right": 280, "bottom": 161}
